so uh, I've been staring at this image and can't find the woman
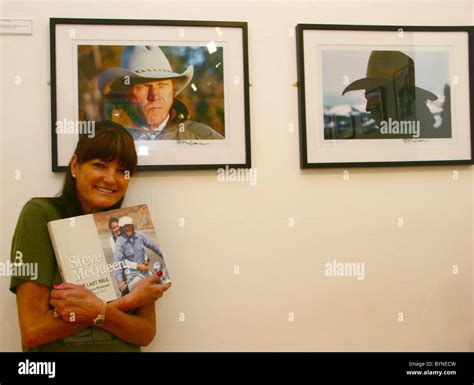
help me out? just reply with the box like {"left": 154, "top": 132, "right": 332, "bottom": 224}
{"left": 10, "top": 121, "right": 171, "bottom": 352}
{"left": 108, "top": 216, "right": 121, "bottom": 253}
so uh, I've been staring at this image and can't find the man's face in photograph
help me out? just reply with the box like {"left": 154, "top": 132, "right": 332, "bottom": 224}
{"left": 129, "top": 78, "right": 174, "bottom": 129}
{"left": 123, "top": 224, "right": 134, "bottom": 237}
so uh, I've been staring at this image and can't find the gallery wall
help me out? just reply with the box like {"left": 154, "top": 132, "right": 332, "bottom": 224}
{"left": 0, "top": 0, "right": 472, "bottom": 351}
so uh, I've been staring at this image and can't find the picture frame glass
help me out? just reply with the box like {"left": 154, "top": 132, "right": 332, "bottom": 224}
{"left": 52, "top": 20, "right": 250, "bottom": 170}
{"left": 298, "top": 26, "right": 472, "bottom": 167}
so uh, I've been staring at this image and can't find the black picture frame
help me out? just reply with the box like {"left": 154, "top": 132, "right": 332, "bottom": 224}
{"left": 296, "top": 24, "right": 474, "bottom": 168}
{"left": 50, "top": 18, "right": 251, "bottom": 171}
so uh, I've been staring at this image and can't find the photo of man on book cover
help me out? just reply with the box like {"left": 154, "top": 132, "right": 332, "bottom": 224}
{"left": 94, "top": 205, "right": 171, "bottom": 297}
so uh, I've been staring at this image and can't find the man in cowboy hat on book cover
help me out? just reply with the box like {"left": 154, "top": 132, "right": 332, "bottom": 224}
{"left": 98, "top": 46, "right": 224, "bottom": 140}
{"left": 342, "top": 50, "right": 451, "bottom": 139}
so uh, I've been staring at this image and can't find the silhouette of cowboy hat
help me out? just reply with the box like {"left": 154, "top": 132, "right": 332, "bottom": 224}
{"left": 342, "top": 51, "right": 437, "bottom": 101}
{"left": 98, "top": 46, "right": 193, "bottom": 97}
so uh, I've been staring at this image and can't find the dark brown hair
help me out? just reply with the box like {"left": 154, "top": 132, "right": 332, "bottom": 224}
{"left": 60, "top": 121, "right": 138, "bottom": 216}
{"left": 108, "top": 216, "right": 119, "bottom": 229}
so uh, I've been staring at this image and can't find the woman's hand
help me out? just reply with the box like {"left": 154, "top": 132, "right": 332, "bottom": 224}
{"left": 123, "top": 275, "right": 171, "bottom": 311}
{"left": 49, "top": 283, "right": 102, "bottom": 324}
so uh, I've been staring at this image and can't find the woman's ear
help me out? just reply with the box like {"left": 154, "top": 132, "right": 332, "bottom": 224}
{"left": 70, "top": 154, "right": 79, "bottom": 178}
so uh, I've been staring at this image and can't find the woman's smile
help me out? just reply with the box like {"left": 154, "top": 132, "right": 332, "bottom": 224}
{"left": 72, "top": 157, "right": 129, "bottom": 213}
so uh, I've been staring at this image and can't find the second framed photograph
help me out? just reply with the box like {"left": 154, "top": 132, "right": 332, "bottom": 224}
{"left": 296, "top": 24, "right": 474, "bottom": 168}
{"left": 51, "top": 18, "right": 251, "bottom": 171}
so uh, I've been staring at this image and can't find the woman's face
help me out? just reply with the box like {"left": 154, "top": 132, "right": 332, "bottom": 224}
{"left": 71, "top": 156, "right": 130, "bottom": 214}
{"left": 110, "top": 221, "right": 121, "bottom": 236}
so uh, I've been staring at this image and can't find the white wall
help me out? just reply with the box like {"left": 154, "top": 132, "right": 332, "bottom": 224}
{"left": 0, "top": 0, "right": 472, "bottom": 351}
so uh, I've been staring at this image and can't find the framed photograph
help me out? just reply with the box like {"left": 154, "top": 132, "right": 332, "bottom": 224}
{"left": 50, "top": 18, "right": 251, "bottom": 171}
{"left": 296, "top": 24, "right": 474, "bottom": 168}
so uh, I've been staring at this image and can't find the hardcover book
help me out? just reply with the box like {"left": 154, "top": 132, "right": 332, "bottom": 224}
{"left": 47, "top": 204, "right": 171, "bottom": 302}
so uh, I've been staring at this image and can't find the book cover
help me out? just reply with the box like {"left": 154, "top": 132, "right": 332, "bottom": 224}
{"left": 47, "top": 204, "right": 171, "bottom": 302}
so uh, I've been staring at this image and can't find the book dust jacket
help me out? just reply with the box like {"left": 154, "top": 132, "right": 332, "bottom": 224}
{"left": 47, "top": 204, "right": 170, "bottom": 302}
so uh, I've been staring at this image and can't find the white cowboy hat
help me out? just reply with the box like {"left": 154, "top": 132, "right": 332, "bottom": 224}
{"left": 118, "top": 216, "right": 134, "bottom": 227}
{"left": 98, "top": 46, "right": 193, "bottom": 97}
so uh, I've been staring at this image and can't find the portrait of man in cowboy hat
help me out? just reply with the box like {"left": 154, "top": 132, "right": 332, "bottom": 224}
{"left": 322, "top": 49, "right": 452, "bottom": 140}
{"left": 341, "top": 50, "right": 451, "bottom": 139}
{"left": 78, "top": 45, "right": 225, "bottom": 141}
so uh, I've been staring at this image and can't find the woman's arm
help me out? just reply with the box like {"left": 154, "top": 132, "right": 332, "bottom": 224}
{"left": 49, "top": 276, "right": 171, "bottom": 346}
{"left": 18, "top": 275, "right": 170, "bottom": 349}
{"left": 110, "top": 275, "right": 171, "bottom": 312}
{"left": 101, "top": 302, "right": 156, "bottom": 346}
{"left": 102, "top": 277, "right": 171, "bottom": 345}
{"left": 16, "top": 282, "right": 90, "bottom": 349}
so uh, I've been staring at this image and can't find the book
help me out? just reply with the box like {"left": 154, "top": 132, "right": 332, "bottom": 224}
{"left": 47, "top": 204, "right": 171, "bottom": 302}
